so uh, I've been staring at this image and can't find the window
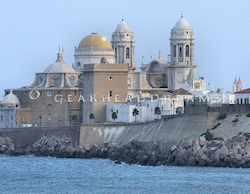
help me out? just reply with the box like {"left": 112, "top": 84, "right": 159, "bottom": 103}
{"left": 115, "top": 47, "right": 117, "bottom": 63}
{"left": 1, "top": 115, "right": 3, "bottom": 121}
{"left": 47, "top": 91, "right": 52, "bottom": 96}
{"left": 171, "top": 78, "right": 174, "bottom": 87}
{"left": 48, "top": 114, "right": 51, "bottom": 120}
{"left": 126, "top": 47, "right": 130, "bottom": 59}
{"left": 52, "top": 78, "right": 60, "bottom": 87}
{"left": 69, "top": 77, "right": 75, "bottom": 87}
{"left": 109, "top": 90, "right": 113, "bottom": 97}
{"left": 194, "top": 82, "right": 200, "bottom": 89}
{"left": 127, "top": 34, "right": 129, "bottom": 36}
{"left": 174, "top": 45, "right": 176, "bottom": 57}
{"left": 77, "top": 62, "right": 81, "bottom": 66}
{"left": 186, "top": 45, "right": 189, "bottom": 57}
{"left": 109, "top": 75, "right": 113, "bottom": 80}
{"left": 47, "top": 104, "right": 53, "bottom": 109}
{"left": 179, "top": 47, "right": 182, "bottom": 57}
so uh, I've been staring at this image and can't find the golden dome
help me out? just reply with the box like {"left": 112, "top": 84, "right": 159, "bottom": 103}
{"left": 78, "top": 33, "right": 112, "bottom": 49}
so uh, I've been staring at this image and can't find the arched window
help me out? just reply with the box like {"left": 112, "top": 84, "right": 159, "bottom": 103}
{"left": 186, "top": 45, "right": 189, "bottom": 57}
{"left": 77, "top": 62, "right": 81, "bottom": 67}
{"left": 1, "top": 115, "right": 3, "bottom": 121}
{"left": 174, "top": 45, "right": 176, "bottom": 57}
{"left": 126, "top": 47, "right": 130, "bottom": 59}
{"left": 52, "top": 77, "right": 60, "bottom": 87}
{"left": 179, "top": 47, "right": 182, "bottom": 57}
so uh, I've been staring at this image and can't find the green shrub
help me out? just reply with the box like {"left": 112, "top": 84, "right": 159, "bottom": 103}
{"left": 212, "top": 137, "right": 224, "bottom": 141}
{"left": 201, "top": 131, "right": 214, "bottom": 141}
{"left": 246, "top": 113, "right": 250, "bottom": 117}
{"left": 218, "top": 114, "right": 227, "bottom": 120}
{"left": 212, "top": 123, "right": 221, "bottom": 130}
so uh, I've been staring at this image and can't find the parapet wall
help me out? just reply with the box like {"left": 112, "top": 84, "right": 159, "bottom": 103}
{"left": 185, "top": 104, "right": 250, "bottom": 114}
{"left": 0, "top": 126, "right": 80, "bottom": 148}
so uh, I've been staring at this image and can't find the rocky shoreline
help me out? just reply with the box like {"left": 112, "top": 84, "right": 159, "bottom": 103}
{"left": 1, "top": 133, "right": 250, "bottom": 168}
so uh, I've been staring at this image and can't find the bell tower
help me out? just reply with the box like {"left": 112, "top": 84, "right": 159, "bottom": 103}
{"left": 168, "top": 15, "right": 197, "bottom": 90}
{"left": 111, "top": 19, "right": 136, "bottom": 71}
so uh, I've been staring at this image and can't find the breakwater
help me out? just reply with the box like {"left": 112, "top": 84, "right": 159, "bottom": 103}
{"left": 1, "top": 132, "right": 250, "bottom": 168}
{"left": 2, "top": 112, "right": 250, "bottom": 167}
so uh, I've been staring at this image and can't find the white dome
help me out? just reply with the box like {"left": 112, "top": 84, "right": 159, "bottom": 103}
{"left": 44, "top": 50, "right": 76, "bottom": 73}
{"left": 175, "top": 17, "right": 190, "bottom": 29}
{"left": 115, "top": 20, "right": 131, "bottom": 32}
{"left": 2, "top": 90, "right": 20, "bottom": 105}
{"left": 44, "top": 62, "right": 76, "bottom": 73}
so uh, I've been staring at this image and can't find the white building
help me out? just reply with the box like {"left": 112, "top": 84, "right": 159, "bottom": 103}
{"left": 235, "top": 88, "right": 250, "bottom": 104}
{"left": 106, "top": 88, "right": 193, "bottom": 123}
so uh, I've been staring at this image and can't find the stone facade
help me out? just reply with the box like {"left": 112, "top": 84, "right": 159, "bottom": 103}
{"left": 82, "top": 63, "right": 128, "bottom": 123}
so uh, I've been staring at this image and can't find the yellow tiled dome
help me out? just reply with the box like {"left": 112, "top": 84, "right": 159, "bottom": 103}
{"left": 78, "top": 33, "right": 112, "bottom": 49}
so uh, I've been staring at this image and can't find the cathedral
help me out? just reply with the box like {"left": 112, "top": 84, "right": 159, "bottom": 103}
{"left": 0, "top": 15, "right": 206, "bottom": 127}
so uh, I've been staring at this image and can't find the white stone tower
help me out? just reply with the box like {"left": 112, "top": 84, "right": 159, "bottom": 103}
{"left": 168, "top": 15, "right": 196, "bottom": 90}
{"left": 111, "top": 19, "right": 136, "bottom": 71}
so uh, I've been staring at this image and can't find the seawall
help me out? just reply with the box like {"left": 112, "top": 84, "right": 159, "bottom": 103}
{"left": 0, "top": 126, "right": 80, "bottom": 148}
{"left": 79, "top": 113, "right": 219, "bottom": 147}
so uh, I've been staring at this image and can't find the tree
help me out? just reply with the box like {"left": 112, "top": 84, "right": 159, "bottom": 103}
{"left": 72, "top": 115, "right": 77, "bottom": 121}
{"left": 154, "top": 107, "right": 161, "bottom": 119}
{"left": 89, "top": 113, "right": 95, "bottom": 120}
{"left": 112, "top": 112, "right": 117, "bottom": 122}
{"left": 132, "top": 108, "right": 139, "bottom": 122}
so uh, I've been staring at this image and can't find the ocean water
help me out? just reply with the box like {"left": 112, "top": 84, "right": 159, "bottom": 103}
{"left": 1, "top": 155, "right": 250, "bottom": 194}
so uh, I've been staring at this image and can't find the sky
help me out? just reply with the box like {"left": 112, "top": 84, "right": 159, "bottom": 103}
{"left": 1, "top": 0, "right": 250, "bottom": 97}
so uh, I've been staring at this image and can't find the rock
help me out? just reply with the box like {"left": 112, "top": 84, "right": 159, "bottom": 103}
{"left": 192, "top": 143, "right": 201, "bottom": 155}
{"left": 209, "top": 147, "right": 219, "bottom": 155}
{"left": 235, "top": 154, "right": 242, "bottom": 161}
{"left": 199, "top": 136, "right": 206, "bottom": 146}
{"left": 215, "top": 145, "right": 228, "bottom": 158}
{"left": 170, "top": 145, "right": 177, "bottom": 152}
{"left": 181, "top": 140, "right": 192, "bottom": 149}
{"left": 115, "top": 160, "right": 121, "bottom": 164}
{"left": 236, "top": 136, "right": 246, "bottom": 143}
{"left": 84, "top": 144, "right": 91, "bottom": 151}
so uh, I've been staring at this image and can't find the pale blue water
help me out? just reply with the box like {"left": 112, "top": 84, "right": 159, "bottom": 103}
{"left": 1, "top": 155, "right": 250, "bottom": 194}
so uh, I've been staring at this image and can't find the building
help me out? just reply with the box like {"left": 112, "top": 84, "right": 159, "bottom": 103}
{"left": 140, "top": 14, "right": 206, "bottom": 92}
{"left": 0, "top": 90, "right": 31, "bottom": 128}
{"left": 106, "top": 88, "right": 193, "bottom": 123}
{"left": 3, "top": 15, "right": 207, "bottom": 126}
{"left": 5, "top": 48, "right": 82, "bottom": 126}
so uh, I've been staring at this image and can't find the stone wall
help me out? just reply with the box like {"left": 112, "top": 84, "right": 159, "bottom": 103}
{"left": 0, "top": 126, "right": 80, "bottom": 148}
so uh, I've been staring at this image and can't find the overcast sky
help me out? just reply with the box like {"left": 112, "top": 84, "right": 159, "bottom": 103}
{"left": 1, "top": 0, "right": 250, "bottom": 97}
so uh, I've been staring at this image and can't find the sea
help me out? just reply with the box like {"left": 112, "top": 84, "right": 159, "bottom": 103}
{"left": 1, "top": 155, "right": 250, "bottom": 194}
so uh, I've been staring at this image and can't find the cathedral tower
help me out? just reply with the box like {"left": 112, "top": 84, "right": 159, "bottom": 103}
{"left": 168, "top": 15, "right": 196, "bottom": 90}
{"left": 111, "top": 19, "right": 136, "bottom": 71}
{"left": 237, "top": 77, "right": 243, "bottom": 92}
